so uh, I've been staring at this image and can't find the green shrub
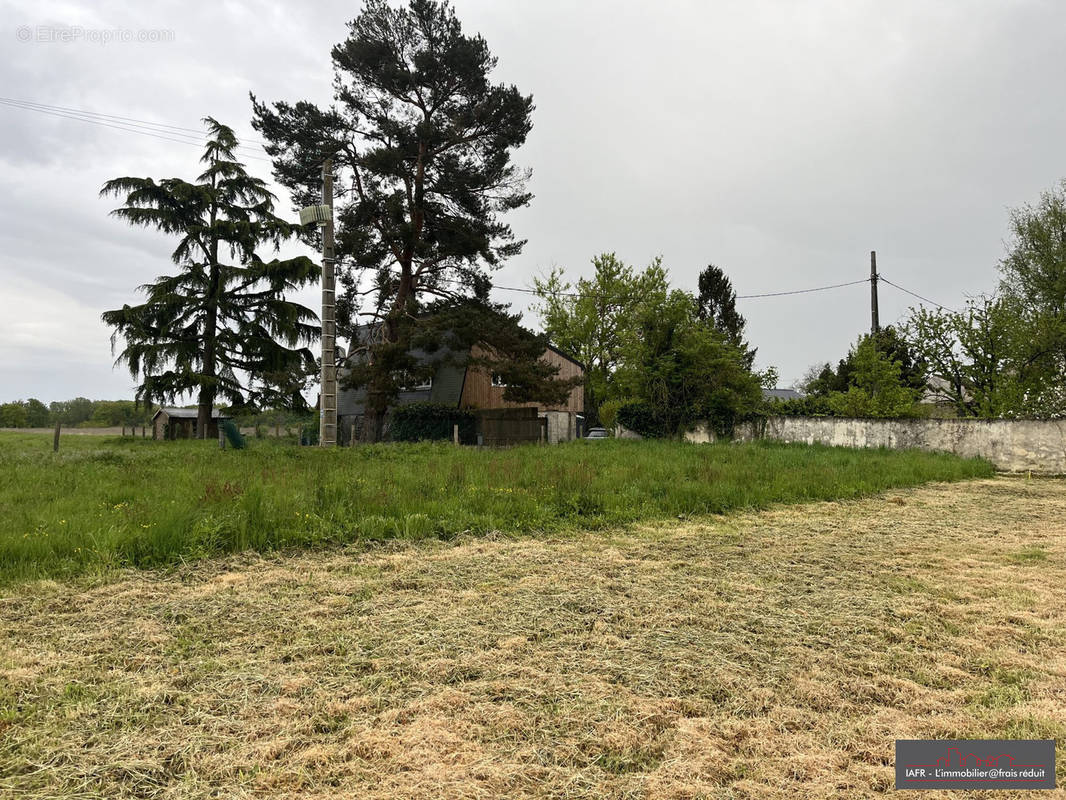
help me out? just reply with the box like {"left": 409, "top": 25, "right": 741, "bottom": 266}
{"left": 597, "top": 398, "right": 627, "bottom": 432}
{"left": 391, "top": 403, "right": 476, "bottom": 443}
{"left": 770, "top": 395, "right": 835, "bottom": 417}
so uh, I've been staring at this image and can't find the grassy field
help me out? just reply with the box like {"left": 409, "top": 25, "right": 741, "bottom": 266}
{"left": 0, "top": 432, "right": 993, "bottom": 585}
{"left": 1, "top": 477, "right": 1062, "bottom": 798}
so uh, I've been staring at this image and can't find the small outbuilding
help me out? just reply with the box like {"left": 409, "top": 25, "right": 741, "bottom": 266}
{"left": 152, "top": 407, "right": 227, "bottom": 440}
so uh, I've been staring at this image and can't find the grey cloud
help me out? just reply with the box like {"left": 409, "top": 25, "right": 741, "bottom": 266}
{"left": 1, "top": 0, "right": 1064, "bottom": 400}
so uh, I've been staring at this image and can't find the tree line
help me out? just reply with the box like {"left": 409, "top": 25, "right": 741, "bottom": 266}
{"left": 791, "top": 180, "right": 1066, "bottom": 420}
{"left": 534, "top": 257, "right": 772, "bottom": 437}
{"left": 534, "top": 175, "right": 1066, "bottom": 430}
{"left": 0, "top": 397, "right": 327, "bottom": 440}
{"left": 93, "top": 0, "right": 1066, "bottom": 441}
{"left": 0, "top": 398, "right": 151, "bottom": 429}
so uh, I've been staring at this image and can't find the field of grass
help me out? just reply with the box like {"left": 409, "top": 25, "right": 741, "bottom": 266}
{"left": 2, "top": 477, "right": 1062, "bottom": 798}
{"left": 0, "top": 432, "right": 994, "bottom": 585}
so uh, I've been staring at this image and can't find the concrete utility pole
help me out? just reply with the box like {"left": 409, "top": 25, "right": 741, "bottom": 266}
{"left": 320, "top": 159, "right": 337, "bottom": 447}
{"left": 870, "top": 250, "right": 880, "bottom": 335}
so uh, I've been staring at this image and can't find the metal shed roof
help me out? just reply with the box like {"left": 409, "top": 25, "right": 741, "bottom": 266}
{"left": 152, "top": 407, "right": 228, "bottom": 420}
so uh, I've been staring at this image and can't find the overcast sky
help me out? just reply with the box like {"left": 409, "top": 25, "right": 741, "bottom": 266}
{"left": 2, "top": 0, "right": 1065, "bottom": 403}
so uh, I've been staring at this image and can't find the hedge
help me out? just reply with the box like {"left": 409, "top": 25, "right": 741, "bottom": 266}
{"left": 390, "top": 402, "right": 477, "bottom": 443}
{"left": 616, "top": 402, "right": 674, "bottom": 439}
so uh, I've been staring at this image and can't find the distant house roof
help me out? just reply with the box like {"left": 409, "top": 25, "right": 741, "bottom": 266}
{"left": 152, "top": 407, "right": 227, "bottom": 420}
{"left": 762, "top": 388, "right": 803, "bottom": 401}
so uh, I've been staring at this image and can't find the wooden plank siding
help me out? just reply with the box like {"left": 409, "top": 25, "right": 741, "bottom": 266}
{"left": 459, "top": 345, "right": 584, "bottom": 413}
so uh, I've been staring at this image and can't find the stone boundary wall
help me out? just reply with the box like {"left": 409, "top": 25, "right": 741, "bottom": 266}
{"left": 726, "top": 417, "right": 1066, "bottom": 474}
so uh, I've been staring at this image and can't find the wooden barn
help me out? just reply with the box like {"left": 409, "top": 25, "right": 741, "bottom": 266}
{"left": 152, "top": 407, "right": 228, "bottom": 440}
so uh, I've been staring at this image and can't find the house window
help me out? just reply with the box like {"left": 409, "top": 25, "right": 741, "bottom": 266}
{"left": 491, "top": 373, "right": 509, "bottom": 388}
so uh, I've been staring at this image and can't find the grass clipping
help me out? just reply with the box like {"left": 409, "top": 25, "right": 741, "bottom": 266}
{"left": 1, "top": 477, "right": 1064, "bottom": 798}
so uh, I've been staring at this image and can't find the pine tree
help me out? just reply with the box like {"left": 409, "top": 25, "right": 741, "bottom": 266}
{"left": 101, "top": 118, "right": 319, "bottom": 435}
{"left": 696, "top": 264, "right": 756, "bottom": 367}
{"left": 252, "top": 0, "right": 537, "bottom": 440}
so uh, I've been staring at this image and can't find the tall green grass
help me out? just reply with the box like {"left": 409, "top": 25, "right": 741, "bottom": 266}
{"left": 0, "top": 432, "right": 993, "bottom": 585}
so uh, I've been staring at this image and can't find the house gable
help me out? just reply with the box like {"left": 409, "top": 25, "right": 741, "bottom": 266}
{"left": 458, "top": 344, "right": 583, "bottom": 413}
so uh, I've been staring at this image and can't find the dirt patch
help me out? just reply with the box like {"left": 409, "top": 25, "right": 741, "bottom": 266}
{"left": 1, "top": 477, "right": 1064, "bottom": 798}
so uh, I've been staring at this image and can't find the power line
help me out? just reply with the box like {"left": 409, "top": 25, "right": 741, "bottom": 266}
{"left": 495, "top": 283, "right": 557, "bottom": 296}
{"left": 0, "top": 99, "right": 272, "bottom": 162}
{"left": 490, "top": 277, "right": 870, "bottom": 301}
{"left": 878, "top": 275, "right": 955, "bottom": 312}
{"left": 0, "top": 98, "right": 272, "bottom": 161}
{"left": 736, "top": 278, "right": 869, "bottom": 299}
{"left": 0, "top": 97, "right": 272, "bottom": 147}
{"left": 512, "top": 272, "right": 959, "bottom": 317}
{"left": 0, "top": 98, "right": 218, "bottom": 148}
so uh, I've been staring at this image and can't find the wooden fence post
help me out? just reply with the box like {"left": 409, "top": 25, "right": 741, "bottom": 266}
{"left": 453, "top": 424, "right": 459, "bottom": 445}
{"left": 53, "top": 420, "right": 61, "bottom": 452}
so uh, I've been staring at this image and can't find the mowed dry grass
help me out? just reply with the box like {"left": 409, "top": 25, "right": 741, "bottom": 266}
{"left": 1, "top": 477, "right": 1064, "bottom": 799}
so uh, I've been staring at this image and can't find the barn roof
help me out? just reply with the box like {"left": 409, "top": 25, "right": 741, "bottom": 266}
{"left": 152, "top": 407, "right": 227, "bottom": 421}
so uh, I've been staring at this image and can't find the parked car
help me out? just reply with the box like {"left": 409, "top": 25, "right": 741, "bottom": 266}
{"left": 585, "top": 427, "right": 609, "bottom": 439}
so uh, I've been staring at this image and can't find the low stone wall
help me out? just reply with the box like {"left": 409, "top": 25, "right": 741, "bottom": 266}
{"left": 725, "top": 416, "right": 1066, "bottom": 474}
